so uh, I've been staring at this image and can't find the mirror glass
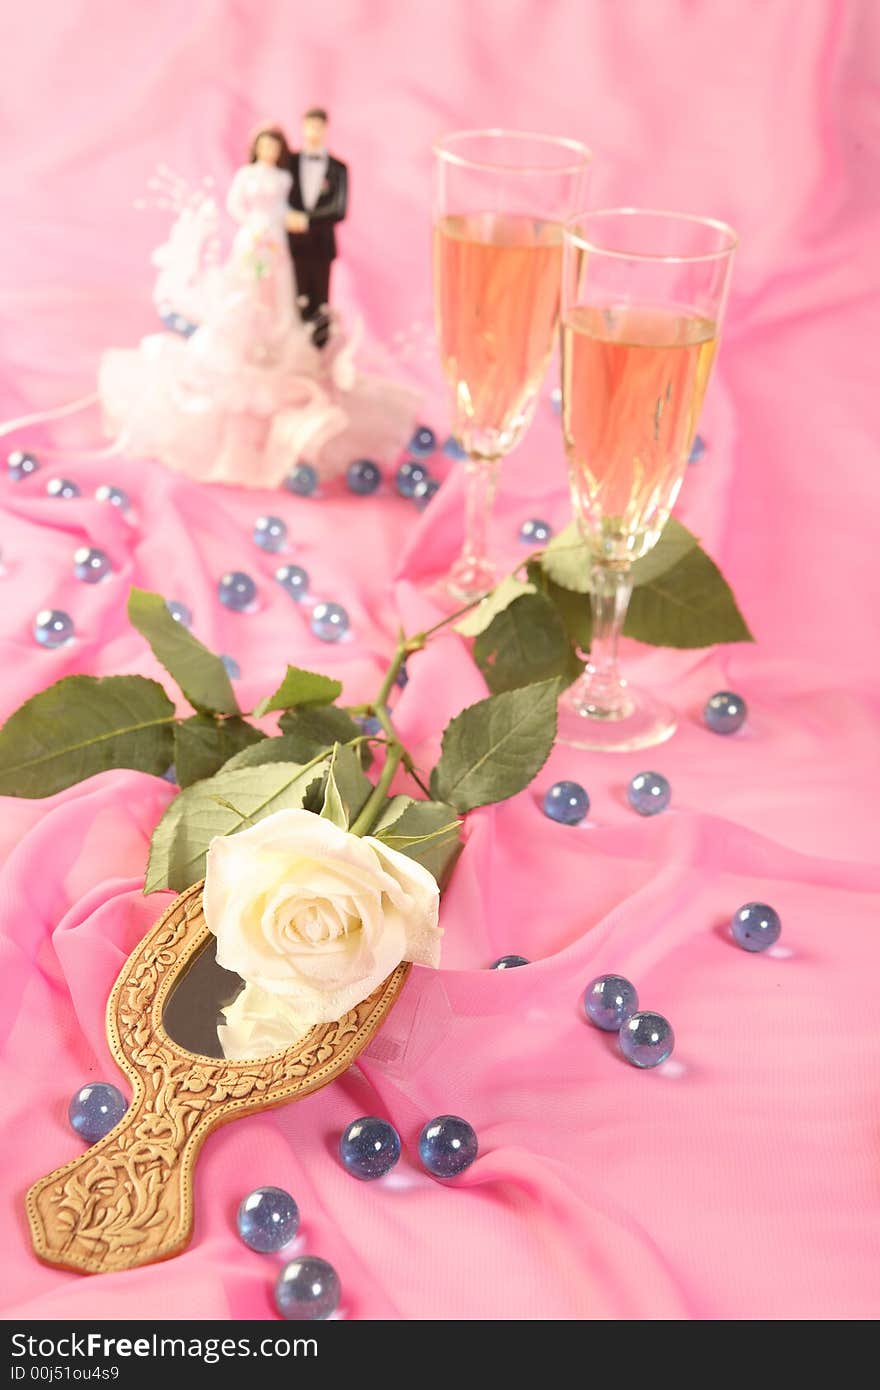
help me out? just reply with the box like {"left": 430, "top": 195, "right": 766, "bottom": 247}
{"left": 162, "top": 938, "right": 245, "bottom": 1059}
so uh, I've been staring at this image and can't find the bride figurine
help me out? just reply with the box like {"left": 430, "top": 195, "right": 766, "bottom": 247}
{"left": 99, "top": 125, "right": 417, "bottom": 488}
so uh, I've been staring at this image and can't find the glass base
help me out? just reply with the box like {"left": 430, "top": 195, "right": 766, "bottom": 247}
{"left": 443, "top": 553, "right": 497, "bottom": 605}
{"left": 558, "top": 677, "right": 677, "bottom": 752}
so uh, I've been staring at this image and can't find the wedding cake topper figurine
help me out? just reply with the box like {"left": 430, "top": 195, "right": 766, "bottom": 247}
{"left": 285, "top": 107, "right": 348, "bottom": 349}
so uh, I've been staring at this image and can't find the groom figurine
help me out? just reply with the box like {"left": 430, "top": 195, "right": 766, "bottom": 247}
{"left": 285, "top": 107, "right": 348, "bottom": 348}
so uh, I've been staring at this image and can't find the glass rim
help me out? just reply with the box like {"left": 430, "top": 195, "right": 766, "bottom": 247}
{"left": 433, "top": 127, "right": 593, "bottom": 174}
{"left": 564, "top": 207, "right": 739, "bottom": 263}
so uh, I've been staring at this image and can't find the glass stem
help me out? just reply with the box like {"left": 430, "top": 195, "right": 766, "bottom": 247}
{"left": 462, "top": 457, "right": 498, "bottom": 573}
{"left": 572, "top": 563, "right": 634, "bottom": 720}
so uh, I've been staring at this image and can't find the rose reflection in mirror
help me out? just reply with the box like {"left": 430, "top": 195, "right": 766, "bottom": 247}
{"left": 163, "top": 937, "right": 246, "bottom": 1059}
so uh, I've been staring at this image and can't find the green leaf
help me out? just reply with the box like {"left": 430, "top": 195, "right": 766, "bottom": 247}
{"left": 144, "top": 758, "right": 331, "bottom": 892}
{"left": 0, "top": 675, "right": 176, "bottom": 799}
{"left": 173, "top": 716, "right": 265, "bottom": 788}
{"left": 540, "top": 523, "right": 590, "bottom": 592}
{"left": 253, "top": 665, "right": 343, "bottom": 717}
{"left": 221, "top": 735, "right": 313, "bottom": 772}
{"left": 528, "top": 561, "right": 592, "bottom": 652}
{"left": 454, "top": 576, "right": 536, "bottom": 638}
{"left": 473, "top": 593, "right": 580, "bottom": 694}
{"left": 128, "top": 588, "right": 239, "bottom": 715}
{"left": 624, "top": 545, "right": 754, "bottom": 648}
{"left": 629, "top": 517, "right": 700, "bottom": 586}
{"left": 330, "top": 743, "right": 374, "bottom": 822}
{"left": 277, "top": 705, "right": 368, "bottom": 762}
{"left": 320, "top": 758, "right": 348, "bottom": 828}
{"left": 430, "top": 678, "right": 560, "bottom": 812}
{"left": 373, "top": 797, "right": 463, "bottom": 888}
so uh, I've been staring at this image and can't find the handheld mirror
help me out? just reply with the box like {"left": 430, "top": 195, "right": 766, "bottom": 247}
{"left": 26, "top": 881, "right": 409, "bottom": 1275}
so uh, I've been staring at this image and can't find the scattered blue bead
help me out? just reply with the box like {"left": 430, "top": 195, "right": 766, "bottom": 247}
{"left": 339, "top": 1116, "right": 401, "bottom": 1181}
{"left": 689, "top": 434, "right": 706, "bottom": 463}
{"left": 627, "top": 771, "right": 671, "bottom": 817}
{"left": 253, "top": 515, "right": 287, "bottom": 553}
{"left": 68, "top": 1082, "right": 127, "bottom": 1143}
{"left": 519, "top": 518, "right": 552, "bottom": 545}
{"left": 408, "top": 425, "right": 437, "bottom": 457}
{"left": 237, "top": 1186, "right": 300, "bottom": 1253}
{"left": 583, "top": 974, "right": 639, "bottom": 1031}
{"left": 704, "top": 690, "right": 747, "bottom": 735}
{"left": 549, "top": 387, "right": 562, "bottom": 415}
{"left": 357, "top": 715, "right": 383, "bottom": 736}
{"left": 161, "top": 764, "right": 177, "bottom": 784}
{"left": 74, "top": 546, "right": 112, "bottom": 584}
{"left": 732, "top": 902, "right": 781, "bottom": 953}
{"left": 220, "top": 654, "right": 241, "bottom": 680}
{"left": 7, "top": 449, "right": 39, "bottom": 480}
{"left": 311, "top": 601, "right": 349, "bottom": 642}
{"left": 395, "top": 662, "right": 409, "bottom": 689}
{"left": 412, "top": 478, "right": 440, "bottom": 510}
{"left": 46, "top": 477, "right": 80, "bottom": 500}
{"left": 418, "top": 1115, "right": 478, "bottom": 1178}
{"left": 275, "top": 564, "right": 309, "bottom": 602}
{"left": 283, "top": 463, "right": 319, "bottom": 497}
{"left": 395, "top": 460, "right": 430, "bottom": 497}
{"left": 159, "top": 308, "right": 198, "bottom": 338}
{"left": 619, "top": 1011, "right": 674, "bottom": 1069}
{"left": 95, "top": 484, "right": 130, "bottom": 510}
{"left": 165, "top": 599, "right": 192, "bottom": 628}
{"left": 442, "top": 435, "right": 468, "bottom": 461}
{"left": 34, "top": 609, "right": 74, "bottom": 649}
{"left": 491, "top": 955, "right": 529, "bottom": 970}
{"left": 543, "top": 780, "right": 589, "bottom": 825}
{"left": 218, "top": 571, "right": 257, "bottom": 612}
{"left": 346, "top": 458, "right": 382, "bottom": 495}
{"left": 275, "top": 1257, "right": 340, "bottom": 1321}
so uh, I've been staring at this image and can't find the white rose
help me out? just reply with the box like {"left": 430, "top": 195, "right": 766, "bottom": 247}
{"left": 203, "top": 808, "right": 441, "bottom": 1060}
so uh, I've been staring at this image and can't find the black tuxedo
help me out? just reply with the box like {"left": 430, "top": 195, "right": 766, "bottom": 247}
{"left": 287, "top": 152, "right": 348, "bottom": 346}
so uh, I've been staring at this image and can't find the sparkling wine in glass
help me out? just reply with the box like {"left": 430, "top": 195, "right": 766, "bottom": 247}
{"left": 558, "top": 209, "right": 737, "bottom": 751}
{"left": 433, "top": 131, "right": 591, "bottom": 602}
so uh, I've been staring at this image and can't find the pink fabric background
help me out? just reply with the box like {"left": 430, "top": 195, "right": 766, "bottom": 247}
{"left": 1, "top": 0, "right": 879, "bottom": 1320}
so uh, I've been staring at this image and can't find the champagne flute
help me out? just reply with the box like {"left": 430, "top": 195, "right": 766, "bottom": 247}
{"left": 433, "top": 130, "right": 591, "bottom": 602}
{"left": 558, "top": 209, "right": 737, "bottom": 751}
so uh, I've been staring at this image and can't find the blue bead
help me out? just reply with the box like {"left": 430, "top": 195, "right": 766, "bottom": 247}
{"left": 543, "top": 780, "right": 589, "bottom": 825}
{"left": 412, "top": 478, "right": 440, "bottom": 510}
{"left": 491, "top": 955, "right": 529, "bottom": 969}
{"left": 549, "top": 387, "right": 562, "bottom": 415}
{"left": 159, "top": 308, "right": 198, "bottom": 338}
{"left": 704, "top": 690, "right": 747, "bottom": 735}
{"left": 34, "top": 609, "right": 74, "bottom": 649}
{"left": 253, "top": 515, "right": 287, "bottom": 553}
{"left": 218, "top": 571, "right": 257, "bottom": 612}
{"left": 408, "top": 425, "right": 437, "bottom": 457}
{"left": 165, "top": 600, "right": 192, "bottom": 628}
{"left": 418, "top": 1115, "right": 478, "bottom": 1177}
{"left": 237, "top": 1186, "right": 300, "bottom": 1252}
{"left": 311, "top": 601, "right": 349, "bottom": 642}
{"left": 627, "top": 771, "right": 671, "bottom": 816}
{"left": 442, "top": 435, "right": 468, "bottom": 461}
{"left": 339, "top": 1116, "right": 401, "bottom": 1181}
{"left": 68, "top": 1082, "right": 127, "bottom": 1143}
{"left": 161, "top": 764, "right": 177, "bottom": 784}
{"left": 283, "top": 463, "right": 318, "bottom": 496}
{"left": 583, "top": 974, "right": 639, "bottom": 1031}
{"left": 519, "top": 518, "right": 552, "bottom": 545}
{"left": 221, "top": 654, "right": 241, "bottom": 679}
{"left": 7, "top": 449, "right": 39, "bottom": 480}
{"left": 732, "top": 901, "right": 781, "bottom": 953}
{"left": 619, "top": 1011, "right": 674, "bottom": 1068}
{"left": 74, "top": 546, "right": 112, "bottom": 584}
{"left": 46, "top": 477, "right": 80, "bottom": 499}
{"left": 275, "top": 1257, "right": 340, "bottom": 1321}
{"left": 395, "top": 662, "right": 409, "bottom": 688}
{"left": 95, "top": 484, "right": 130, "bottom": 510}
{"left": 395, "top": 460, "right": 430, "bottom": 497}
{"left": 689, "top": 434, "right": 706, "bottom": 463}
{"left": 346, "top": 458, "right": 382, "bottom": 495}
{"left": 357, "top": 715, "right": 383, "bottom": 736}
{"left": 275, "top": 564, "right": 309, "bottom": 602}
